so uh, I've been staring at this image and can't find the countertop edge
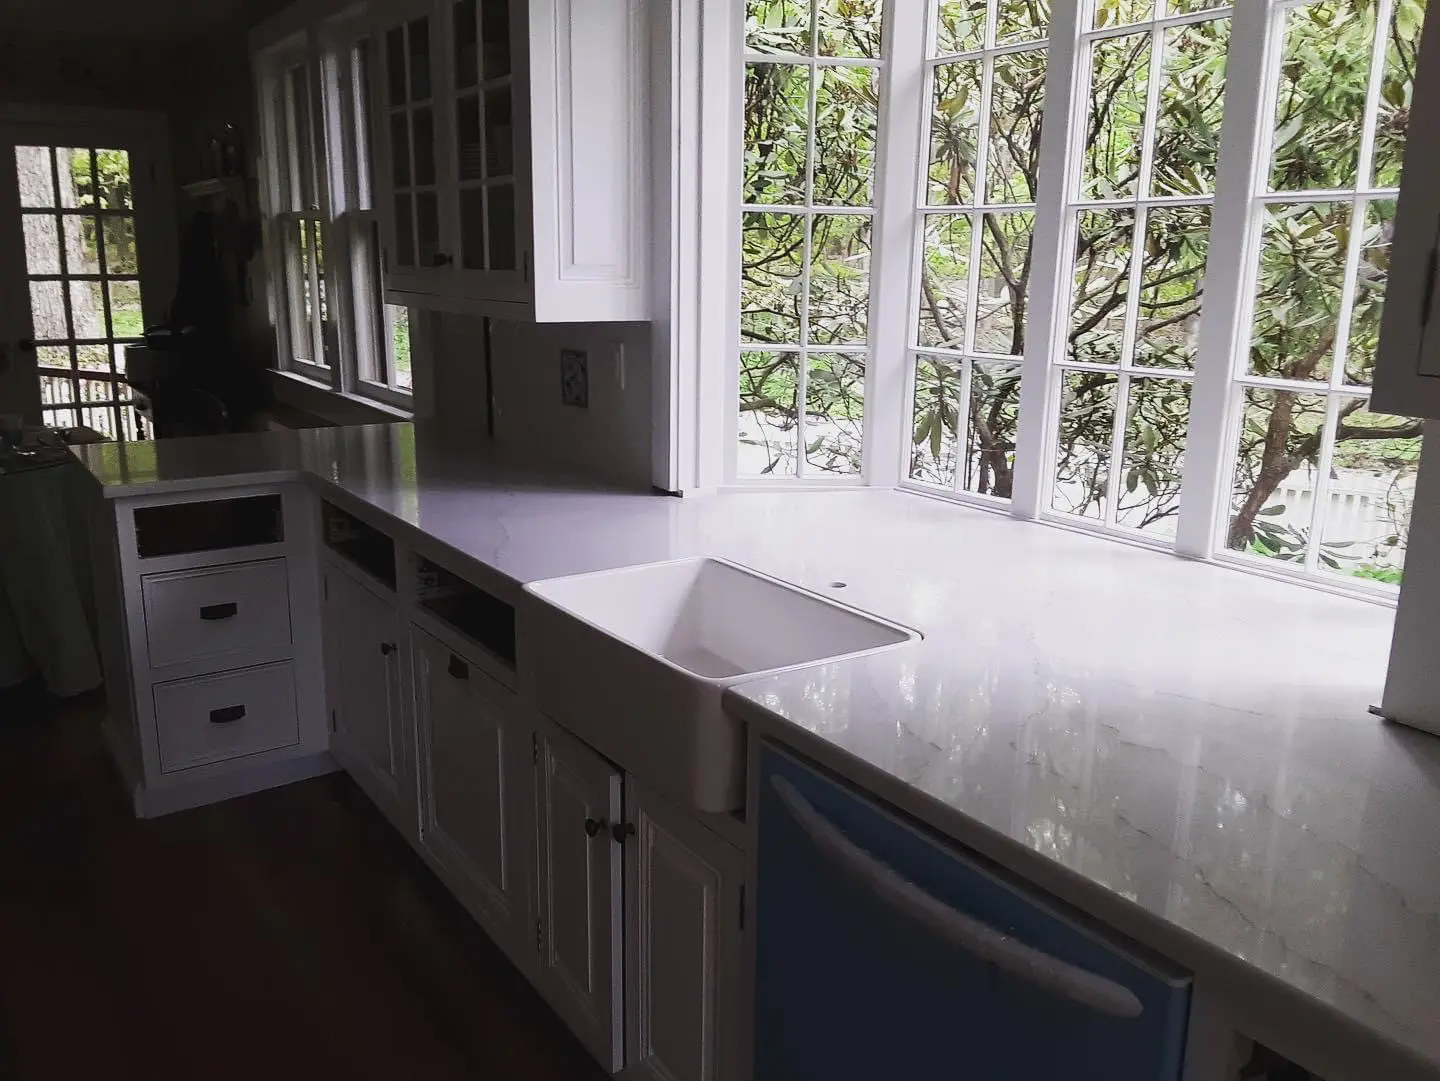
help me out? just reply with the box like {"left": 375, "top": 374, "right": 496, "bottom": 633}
{"left": 722, "top": 690, "right": 1440, "bottom": 1081}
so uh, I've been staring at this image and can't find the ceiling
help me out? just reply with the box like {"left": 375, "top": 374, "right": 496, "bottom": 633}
{"left": 0, "top": 0, "right": 250, "bottom": 42}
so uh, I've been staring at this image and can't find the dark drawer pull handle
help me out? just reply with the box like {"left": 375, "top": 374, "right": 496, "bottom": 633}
{"left": 380, "top": 642, "right": 398, "bottom": 656}
{"left": 448, "top": 655, "right": 469, "bottom": 680}
{"left": 199, "top": 602, "right": 239, "bottom": 622}
{"left": 209, "top": 705, "right": 246, "bottom": 725}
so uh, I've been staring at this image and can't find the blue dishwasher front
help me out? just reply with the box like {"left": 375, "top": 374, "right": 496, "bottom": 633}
{"left": 755, "top": 746, "right": 1191, "bottom": 1081}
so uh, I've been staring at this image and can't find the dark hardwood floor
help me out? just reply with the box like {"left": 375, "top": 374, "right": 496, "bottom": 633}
{"left": 0, "top": 680, "right": 608, "bottom": 1081}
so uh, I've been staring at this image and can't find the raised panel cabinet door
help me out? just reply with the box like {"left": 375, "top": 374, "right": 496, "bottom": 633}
{"left": 624, "top": 782, "right": 747, "bottom": 1081}
{"left": 328, "top": 568, "right": 410, "bottom": 824}
{"left": 414, "top": 628, "right": 529, "bottom": 947}
{"left": 536, "top": 717, "right": 623, "bottom": 1073}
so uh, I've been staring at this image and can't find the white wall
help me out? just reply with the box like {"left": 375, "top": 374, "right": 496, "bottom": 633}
{"left": 430, "top": 313, "right": 655, "bottom": 490}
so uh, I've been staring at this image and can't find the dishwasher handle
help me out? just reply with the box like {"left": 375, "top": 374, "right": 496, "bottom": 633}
{"left": 770, "top": 775, "right": 1144, "bottom": 1019}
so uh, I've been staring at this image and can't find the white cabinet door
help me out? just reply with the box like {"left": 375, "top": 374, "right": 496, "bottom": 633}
{"left": 324, "top": 565, "right": 415, "bottom": 834}
{"left": 413, "top": 627, "right": 531, "bottom": 955}
{"left": 624, "top": 781, "right": 747, "bottom": 1081}
{"left": 535, "top": 715, "right": 624, "bottom": 1072}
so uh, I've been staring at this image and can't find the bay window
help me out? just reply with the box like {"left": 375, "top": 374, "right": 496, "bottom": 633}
{"left": 735, "top": 0, "right": 1426, "bottom": 595}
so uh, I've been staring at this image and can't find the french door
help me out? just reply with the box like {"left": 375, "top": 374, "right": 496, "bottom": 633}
{"left": 0, "top": 109, "right": 171, "bottom": 440}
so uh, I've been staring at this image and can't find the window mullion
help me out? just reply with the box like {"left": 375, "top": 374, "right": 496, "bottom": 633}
{"left": 866, "top": 0, "right": 927, "bottom": 486}
{"left": 1009, "top": 0, "right": 1082, "bottom": 519}
{"left": 1173, "top": 0, "right": 1273, "bottom": 559}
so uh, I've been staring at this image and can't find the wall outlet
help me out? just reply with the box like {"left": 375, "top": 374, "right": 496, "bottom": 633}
{"left": 560, "top": 349, "right": 589, "bottom": 409}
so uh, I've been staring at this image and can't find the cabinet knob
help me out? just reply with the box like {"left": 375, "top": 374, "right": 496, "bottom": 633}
{"left": 432, "top": 251, "right": 453, "bottom": 266}
{"left": 611, "top": 821, "right": 636, "bottom": 845}
{"left": 380, "top": 642, "right": 398, "bottom": 656}
{"left": 584, "top": 817, "right": 608, "bottom": 838}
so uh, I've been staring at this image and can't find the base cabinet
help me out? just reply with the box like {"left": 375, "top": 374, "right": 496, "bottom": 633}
{"left": 324, "top": 563, "right": 416, "bottom": 836}
{"left": 413, "top": 628, "right": 532, "bottom": 957}
{"left": 624, "top": 781, "right": 746, "bottom": 1081}
{"left": 535, "top": 715, "right": 625, "bottom": 1072}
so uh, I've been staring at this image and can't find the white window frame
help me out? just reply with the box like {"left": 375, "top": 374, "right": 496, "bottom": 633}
{"left": 726, "top": 0, "right": 1419, "bottom": 602}
{"left": 255, "top": 5, "right": 414, "bottom": 410}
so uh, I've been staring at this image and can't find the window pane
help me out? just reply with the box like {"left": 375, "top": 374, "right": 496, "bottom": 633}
{"left": 1068, "top": 209, "right": 1134, "bottom": 366}
{"left": 43, "top": 408, "right": 78, "bottom": 430}
{"left": 40, "top": 374, "right": 75, "bottom": 405}
{"left": 1135, "top": 205, "right": 1209, "bottom": 371}
{"left": 1116, "top": 377, "right": 1190, "bottom": 537}
{"left": 742, "top": 212, "right": 805, "bottom": 343}
{"left": 15, "top": 147, "right": 55, "bottom": 208}
{"left": 817, "top": 0, "right": 881, "bottom": 58}
{"left": 408, "top": 17, "right": 432, "bottom": 100}
{"left": 416, "top": 191, "right": 440, "bottom": 265}
{"left": 806, "top": 353, "right": 865, "bottom": 474}
{"left": 909, "top": 355, "right": 961, "bottom": 487}
{"left": 995, "top": 0, "right": 1048, "bottom": 44}
{"left": 457, "top": 95, "right": 483, "bottom": 181}
{"left": 36, "top": 345, "right": 70, "bottom": 369}
{"left": 1151, "top": 17, "right": 1230, "bottom": 197}
{"left": 1082, "top": 32, "right": 1149, "bottom": 200}
{"left": 813, "top": 66, "right": 877, "bottom": 206}
{"left": 1344, "top": 199, "right": 1394, "bottom": 387}
{"left": 487, "top": 184, "right": 516, "bottom": 269}
{"left": 481, "top": 0, "right": 511, "bottom": 78}
{"left": 485, "top": 86, "right": 514, "bottom": 176}
{"left": 973, "top": 211, "right": 1032, "bottom": 356}
{"left": 1373, "top": 0, "right": 1425, "bottom": 187}
{"left": 986, "top": 48, "right": 1045, "bottom": 204}
{"left": 107, "top": 281, "right": 144, "bottom": 338}
{"left": 935, "top": 0, "right": 985, "bottom": 54}
{"left": 1268, "top": 1, "right": 1374, "bottom": 192}
{"left": 412, "top": 106, "right": 436, "bottom": 186}
{"left": 743, "top": 64, "right": 808, "bottom": 205}
{"left": 746, "top": 0, "right": 810, "bottom": 55}
{"left": 927, "top": 60, "right": 982, "bottom": 206}
{"left": 917, "top": 214, "right": 971, "bottom": 350}
{"left": 1248, "top": 202, "right": 1346, "bottom": 382}
{"left": 1052, "top": 371, "right": 1117, "bottom": 521}
{"left": 386, "top": 28, "right": 407, "bottom": 107}
{"left": 29, "top": 281, "right": 67, "bottom": 339}
{"left": 394, "top": 193, "right": 416, "bottom": 266}
{"left": 738, "top": 351, "right": 799, "bottom": 476}
{"left": 964, "top": 361, "right": 1020, "bottom": 498}
{"left": 1093, "top": 0, "right": 1151, "bottom": 28}
{"left": 78, "top": 344, "right": 109, "bottom": 372}
{"left": 1227, "top": 387, "right": 1328, "bottom": 558}
{"left": 64, "top": 216, "right": 100, "bottom": 274}
{"left": 103, "top": 216, "right": 137, "bottom": 274}
{"left": 22, "top": 214, "right": 60, "bottom": 274}
{"left": 460, "top": 187, "right": 487, "bottom": 269}
{"left": 70, "top": 280, "right": 106, "bottom": 338}
{"left": 57, "top": 149, "right": 92, "bottom": 209}
{"left": 1321, "top": 402, "right": 1420, "bottom": 584}
{"left": 389, "top": 305, "right": 413, "bottom": 390}
{"left": 390, "top": 113, "right": 411, "bottom": 187}
{"left": 92, "top": 150, "right": 131, "bottom": 209}
{"left": 808, "top": 214, "right": 871, "bottom": 345}
{"left": 454, "top": 0, "right": 479, "bottom": 88}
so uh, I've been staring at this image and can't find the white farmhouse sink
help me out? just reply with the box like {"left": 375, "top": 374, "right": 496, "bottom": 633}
{"left": 521, "top": 558, "right": 919, "bottom": 812}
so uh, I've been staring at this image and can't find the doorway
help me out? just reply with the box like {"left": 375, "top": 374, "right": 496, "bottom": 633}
{"left": 0, "top": 108, "right": 174, "bottom": 439}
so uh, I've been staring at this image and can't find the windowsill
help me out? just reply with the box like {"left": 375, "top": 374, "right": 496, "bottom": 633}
{"left": 268, "top": 369, "right": 414, "bottom": 426}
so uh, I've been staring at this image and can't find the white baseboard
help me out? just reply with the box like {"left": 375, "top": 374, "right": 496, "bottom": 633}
{"left": 134, "top": 750, "right": 342, "bottom": 818}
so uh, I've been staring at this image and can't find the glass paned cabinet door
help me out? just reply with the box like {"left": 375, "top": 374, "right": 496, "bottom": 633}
{"left": 451, "top": 0, "right": 519, "bottom": 277}
{"left": 381, "top": 12, "right": 445, "bottom": 270}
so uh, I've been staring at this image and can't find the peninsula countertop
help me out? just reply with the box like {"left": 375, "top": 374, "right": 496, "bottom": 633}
{"left": 74, "top": 423, "right": 1437, "bottom": 1077}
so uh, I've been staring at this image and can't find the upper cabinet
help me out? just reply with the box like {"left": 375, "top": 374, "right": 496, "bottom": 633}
{"left": 1373, "top": 10, "right": 1440, "bottom": 418}
{"left": 370, "top": 0, "right": 649, "bottom": 322}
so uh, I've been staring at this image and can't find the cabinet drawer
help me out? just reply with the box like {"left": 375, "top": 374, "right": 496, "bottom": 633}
{"left": 142, "top": 560, "right": 292, "bottom": 670}
{"left": 153, "top": 662, "right": 300, "bottom": 773}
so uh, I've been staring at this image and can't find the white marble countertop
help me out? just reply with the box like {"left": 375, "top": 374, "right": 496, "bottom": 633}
{"left": 74, "top": 424, "right": 1439, "bottom": 1077}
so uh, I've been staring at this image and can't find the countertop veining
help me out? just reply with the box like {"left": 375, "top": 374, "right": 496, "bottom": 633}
{"left": 74, "top": 423, "right": 1439, "bottom": 1075}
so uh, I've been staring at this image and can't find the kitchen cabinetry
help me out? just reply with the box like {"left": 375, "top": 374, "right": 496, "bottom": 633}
{"left": 624, "top": 780, "right": 746, "bottom": 1081}
{"left": 753, "top": 744, "right": 1192, "bottom": 1081}
{"left": 413, "top": 626, "right": 532, "bottom": 955}
{"left": 370, "top": 0, "right": 648, "bottom": 321}
{"left": 324, "top": 561, "right": 417, "bottom": 837}
{"left": 1373, "top": 11, "right": 1440, "bottom": 417}
{"left": 534, "top": 715, "right": 625, "bottom": 1072}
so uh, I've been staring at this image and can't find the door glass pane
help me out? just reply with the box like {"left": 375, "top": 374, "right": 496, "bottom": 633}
{"left": 481, "top": 0, "right": 511, "bottom": 78}
{"left": 56, "top": 148, "right": 91, "bottom": 208}
{"left": 412, "top": 106, "right": 436, "bottom": 186}
{"left": 108, "top": 281, "right": 144, "bottom": 338}
{"left": 78, "top": 344, "right": 110, "bottom": 372}
{"left": 457, "top": 95, "right": 483, "bottom": 180}
{"left": 15, "top": 146, "right": 54, "bottom": 207}
{"left": 64, "top": 216, "right": 101, "bottom": 274}
{"left": 487, "top": 184, "right": 516, "bottom": 269}
{"left": 22, "top": 214, "right": 60, "bottom": 274}
{"left": 386, "top": 27, "right": 408, "bottom": 106}
{"left": 103, "top": 217, "right": 138, "bottom": 274}
{"left": 36, "top": 345, "right": 70, "bottom": 369}
{"left": 40, "top": 374, "right": 75, "bottom": 404}
{"left": 408, "top": 17, "right": 432, "bottom": 100}
{"left": 416, "top": 191, "right": 440, "bottom": 265}
{"left": 69, "top": 280, "right": 105, "bottom": 338}
{"left": 485, "top": 87, "right": 514, "bottom": 176}
{"left": 29, "top": 281, "right": 67, "bottom": 338}
{"left": 461, "top": 188, "right": 487, "bottom": 269}
{"left": 394, "top": 194, "right": 416, "bottom": 265}
{"left": 92, "top": 150, "right": 132, "bottom": 209}
{"left": 1320, "top": 401, "right": 1420, "bottom": 582}
{"left": 455, "top": 0, "right": 479, "bottom": 88}
{"left": 390, "top": 113, "right": 411, "bottom": 186}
